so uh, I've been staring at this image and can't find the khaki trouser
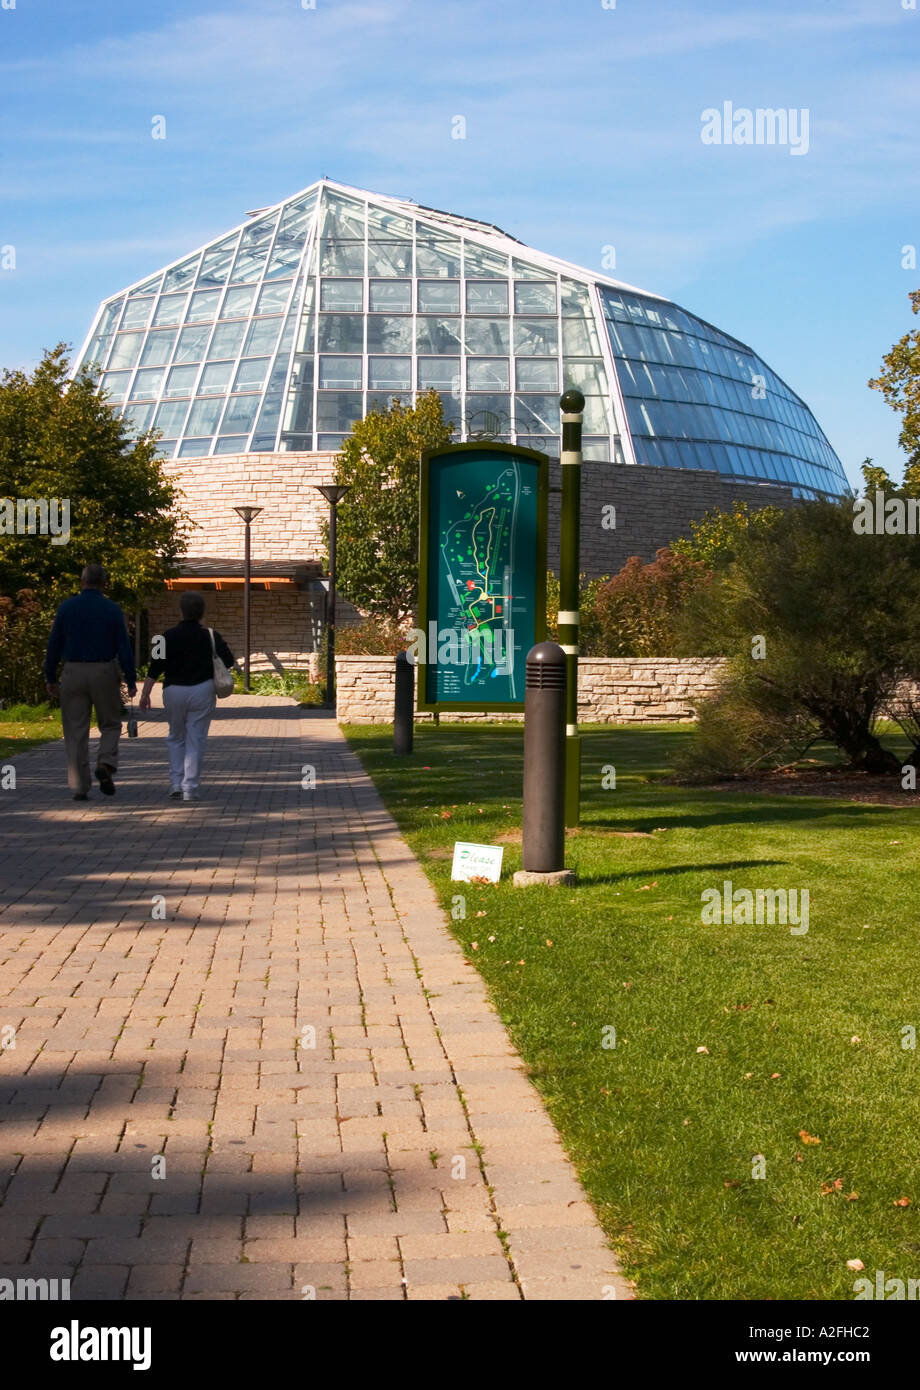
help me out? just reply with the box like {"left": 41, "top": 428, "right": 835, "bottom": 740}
{"left": 60, "top": 660, "right": 123, "bottom": 794}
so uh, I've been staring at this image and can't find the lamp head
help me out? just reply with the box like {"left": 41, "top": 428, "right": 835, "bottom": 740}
{"left": 314, "top": 484, "right": 350, "bottom": 505}
{"left": 233, "top": 505, "right": 263, "bottom": 524}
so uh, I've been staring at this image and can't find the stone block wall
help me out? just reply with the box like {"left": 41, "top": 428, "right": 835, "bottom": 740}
{"left": 335, "top": 655, "right": 727, "bottom": 724}
{"left": 145, "top": 589, "right": 325, "bottom": 676}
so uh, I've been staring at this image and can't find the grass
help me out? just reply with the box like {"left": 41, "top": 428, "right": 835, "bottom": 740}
{"left": 231, "top": 670, "right": 325, "bottom": 705}
{"left": 0, "top": 702, "right": 62, "bottom": 758}
{"left": 344, "top": 721, "right": 920, "bottom": 1300}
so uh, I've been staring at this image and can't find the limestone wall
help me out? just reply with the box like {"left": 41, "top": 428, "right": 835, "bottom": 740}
{"left": 335, "top": 655, "right": 727, "bottom": 724}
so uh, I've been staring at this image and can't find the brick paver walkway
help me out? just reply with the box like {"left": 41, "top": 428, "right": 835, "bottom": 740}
{"left": 0, "top": 697, "right": 630, "bottom": 1300}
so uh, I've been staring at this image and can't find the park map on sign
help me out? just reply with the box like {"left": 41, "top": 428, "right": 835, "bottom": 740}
{"left": 437, "top": 462, "right": 523, "bottom": 699}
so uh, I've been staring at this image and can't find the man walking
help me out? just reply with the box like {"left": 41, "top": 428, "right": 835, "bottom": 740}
{"left": 44, "top": 564, "right": 137, "bottom": 800}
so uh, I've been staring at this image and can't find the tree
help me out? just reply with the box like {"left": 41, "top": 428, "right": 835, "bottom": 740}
{"left": 869, "top": 289, "right": 920, "bottom": 473}
{"left": 0, "top": 346, "right": 188, "bottom": 702}
{"left": 590, "top": 548, "right": 714, "bottom": 657}
{"left": 0, "top": 345, "right": 187, "bottom": 608}
{"left": 681, "top": 499, "right": 920, "bottom": 774}
{"left": 671, "top": 500, "right": 786, "bottom": 569}
{"left": 331, "top": 391, "right": 453, "bottom": 625}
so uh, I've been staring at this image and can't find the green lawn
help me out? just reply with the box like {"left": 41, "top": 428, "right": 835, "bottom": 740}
{"left": 344, "top": 722, "right": 920, "bottom": 1300}
{"left": 0, "top": 702, "right": 61, "bottom": 759}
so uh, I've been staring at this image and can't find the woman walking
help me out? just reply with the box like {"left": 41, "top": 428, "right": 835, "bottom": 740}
{"left": 138, "top": 591, "right": 235, "bottom": 801}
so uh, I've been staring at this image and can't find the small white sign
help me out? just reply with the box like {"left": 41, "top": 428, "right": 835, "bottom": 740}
{"left": 451, "top": 841, "right": 504, "bottom": 884}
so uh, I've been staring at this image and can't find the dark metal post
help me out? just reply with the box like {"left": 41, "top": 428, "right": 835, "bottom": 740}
{"left": 393, "top": 651, "right": 414, "bottom": 755}
{"left": 559, "top": 388, "right": 585, "bottom": 827}
{"left": 513, "top": 642, "right": 574, "bottom": 886}
{"left": 233, "top": 504, "right": 263, "bottom": 693}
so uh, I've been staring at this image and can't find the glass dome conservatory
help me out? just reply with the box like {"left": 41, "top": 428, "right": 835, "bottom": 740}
{"left": 75, "top": 179, "right": 848, "bottom": 500}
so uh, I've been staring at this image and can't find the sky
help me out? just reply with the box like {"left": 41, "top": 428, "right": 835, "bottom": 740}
{"left": 0, "top": 0, "right": 918, "bottom": 487}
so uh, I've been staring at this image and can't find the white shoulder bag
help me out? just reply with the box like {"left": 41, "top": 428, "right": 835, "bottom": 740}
{"left": 208, "top": 628, "right": 235, "bottom": 698}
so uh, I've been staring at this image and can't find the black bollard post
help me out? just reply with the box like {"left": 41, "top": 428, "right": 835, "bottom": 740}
{"left": 513, "top": 642, "right": 576, "bottom": 887}
{"left": 394, "top": 651, "right": 414, "bottom": 755}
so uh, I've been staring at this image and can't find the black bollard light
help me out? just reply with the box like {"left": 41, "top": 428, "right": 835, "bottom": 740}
{"left": 393, "top": 651, "right": 414, "bottom": 755}
{"left": 513, "top": 641, "right": 576, "bottom": 887}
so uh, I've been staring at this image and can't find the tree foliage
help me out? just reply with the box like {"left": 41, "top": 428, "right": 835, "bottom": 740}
{"left": 679, "top": 499, "right": 920, "bottom": 775}
{"left": 0, "top": 346, "right": 187, "bottom": 608}
{"left": 330, "top": 392, "right": 453, "bottom": 625}
{"left": 868, "top": 288, "right": 920, "bottom": 470}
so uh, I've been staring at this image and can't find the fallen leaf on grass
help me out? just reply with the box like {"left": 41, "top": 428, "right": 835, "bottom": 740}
{"left": 724, "top": 1180, "right": 740, "bottom": 1188}
{"left": 470, "top": 942, "right": 479, "bottom": 951}
{"left": 846, "top": 1259, "right": 865, "bottom": 1272}
{"left": 846, "top": 1192, "right": 859, "bottom": 1201}
{"left": 636, "top": 881, "right": 658, "bottom": 891}
{"left": 799, "top": 1130, "right": 821, "bottom": 1145}
{"left": 545, "top": 939, "right": 554, "bottom": 947}
{"left": 894, "top": 1196, "right": 912, "bottom": 1208}
{"left": 696, "top": 1046, "right": 710, "bottom": 1055}
{"left": 821, "top": 1178, "right": 844, "bottom": 1195}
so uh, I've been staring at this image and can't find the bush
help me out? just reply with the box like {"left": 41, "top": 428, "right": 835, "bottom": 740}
{"left": 333, "top": 619, "right": 409, "bottom": 656}
{"left": 231, "top": 670, "right": 325, "bottom": 705}
{"left": 0, "top": 589, "right": 49, "bottom": 705}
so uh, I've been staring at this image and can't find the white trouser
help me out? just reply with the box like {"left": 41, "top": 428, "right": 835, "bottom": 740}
{"left": 162, "top": 679, "right": 216, "bottom": 792}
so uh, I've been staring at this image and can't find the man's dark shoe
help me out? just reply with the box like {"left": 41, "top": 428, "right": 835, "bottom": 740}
{"left": 95, "top": 764, "right": 116, "bottom": 796}
{"left": 73, "top": 792, "right": 89, "bottom": 801}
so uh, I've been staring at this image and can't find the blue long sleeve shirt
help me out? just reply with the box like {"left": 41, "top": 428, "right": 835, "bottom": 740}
{"left": 44, "top": 589, "right": 137, "bottom": 686}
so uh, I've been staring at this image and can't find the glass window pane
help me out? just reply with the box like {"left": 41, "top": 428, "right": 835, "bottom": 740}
{"left": 418, "top": 280, "right": 460, "bottom": 313}
{"left": 120, "top": 298, "right": 154, "bottom": 330}
{"left": 514, "top": 318, "right": 558, "bottom": 355}
{"left": 583, "top": 394, "right": 612, "bottom": 433}
{"left": 316, "top": 391, "right": 363, "bottom": 431}
{"left": 462, "top": 242, "right": 508, "bottom": 278}
{"left": 318, "top": 314, "right": 363, "bottom": 352}
{"left": 177, "top": 438, "right": 211, "bottom": 458}
{"left": 162, "top": 257, "right": 200, "bottom": 294}
{"left": 107, "top": 333, "right": 144, "bottom": 369}
{"left": 198, "top": 362, "right": 233, "bottom": 394}
{"left": 467, "top": 358, "right": 510, "bottom": 391}
{"left": 563, "top": 359, "right": 607, "bottom": 394}
{"left": 321, "top": 279, "right": 363, "bottom": 311}
{"left": 513, "top": 258, "right": 552, "bottom": 280}
{"left": 370, "top": 280, "right": 411, "bottom": 312}
{"left": 582, "top": 436, "right": 610, "bottom": 461}
{"left": 130, "top": 368, "right": 165, "bottom": 400}
{"left": 465, "top": 395, "right": 512, "bottom": 434}
{"left": 233, "top": 358, "right": 270, "bottom": 393}
{"left": 415, "top": 233, "right": 461, "bottom": 278}
{"left": 295, "top": 312, "right": 316, "bottom": 354}
{"left": 243, "top": 317, "right": 281, "bottom": 356}
{"left": 139, "top": 331, "right": 177, "bottom": 367}
{"left": 154, "top": 400, "right": 190, "bottom": 435}
{"left": 185, "top": 398, "right": 224, "bottom": 435}
{"left": 321, "top": 191, "right": 365, "bottom": 239}
{"left": 415, "top": 317, "right": 461, "bottom": 354}
{"left": 367, "top": 240, "right": 412, "bottom": 276}
{"left": 517, "top": 433, "right": 559, "bottom": 454}
{"left": 315, "top": 434, "right": 347, "bottom": 450}
{"left": 221, "top": 285, "right": 257, "bottom": 318}
{"left": 464, "top": 319, "right": 510, "bottom": 354}
{"left": 220, "top": 395, "right": 260, "bottom": 433}
{"left": 152, "top": 294, "right": 187, "bottom": 327}
{"left": 367, "top": 206, "right": 413, "bottom": 240}
{"left": 418, "top": 357, "right": 460, "bottom": 390}
{"left": 514, "top": 394, "right": 560, "bottom": 434}
{"left": 154, "top": 439, "right": 177, "bottom": 458}
{"left": 515, "top": 358, "right": 557, "bottom": 391}
{"left": 197, "top": 236, "right": 239, "bottom": 288}
{"left": 128, "top": 276, "right": 162, "bottom": 298}
{"left": 213, "top": 435, "right": 248, "bottom": 454}
{"left": 466, "top": 281, "right": 508, "bottom": 315}
{"left": 186, "top": 290, "right": 220, "bottom": 323}
{"left": 174, "top": 326, "right": 211, "bottom": 364}
{"left": 207, "top": 321, "right": 246, "bottom": 359}
{"left": 123, "top": 401, "right": 156, "bottom": 433}
{"left": 255, "top": 281, "right": 292, "bottom": 315}
{"left": 101, "top": 371, "right": 131, "bottom": 402}
{"left": 83, "top": 334, "right": 112, "bottom": 369}
{"left": 562, "top": 316, "right": 602, "bottom": 356}
{"left": 368, "top": 356, "right": 410, "bottom": 390}
{"left": 164, "top": 365, "right": 198, "bottom": 398}
{"left": 264, "top": 241, "right": 302, "bottom": 280}
{"left": 366, "top": 315, "right": 412, "bottom": 353}
{"left": 99, "top": 301, "right": 124, "bottom": 335}
{"left": 561, "top": 278, "right": 593, "bottom": 316}
{"left": 320, "top": 238, "right": 365, "bottom": 274}
{"left": 318, "top": 356, "right": 362, "bottom": 389}
{"left": 515, "top": 281, "right": 556, "bottom": 314}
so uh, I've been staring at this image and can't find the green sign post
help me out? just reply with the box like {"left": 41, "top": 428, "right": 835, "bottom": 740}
{"left": 417, "top": 443, "right": 548, "bottom": 713}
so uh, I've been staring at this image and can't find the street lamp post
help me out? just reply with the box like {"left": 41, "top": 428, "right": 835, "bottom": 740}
{"left": 312, "top": 484, "right": 350, "bottom": 709}
{"left": 233, "top": 505, "right": 263, "bottom": 692}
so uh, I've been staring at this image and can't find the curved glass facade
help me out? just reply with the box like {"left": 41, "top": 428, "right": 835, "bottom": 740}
{"left": 75, "top": 180, "right": 847, "bottom": 499}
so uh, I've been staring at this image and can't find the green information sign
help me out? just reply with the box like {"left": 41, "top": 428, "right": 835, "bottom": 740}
{"left": 417, "top": 443, "right": 548, "bottom": 712}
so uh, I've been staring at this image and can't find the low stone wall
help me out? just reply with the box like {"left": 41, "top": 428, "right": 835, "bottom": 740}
{"left": 335, "top": 655, "right": 727, "bottom": 724}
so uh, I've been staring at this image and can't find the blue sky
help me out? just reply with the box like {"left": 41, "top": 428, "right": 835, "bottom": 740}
{"left": 0, "top": 0, "right": 917, "bottom": 486}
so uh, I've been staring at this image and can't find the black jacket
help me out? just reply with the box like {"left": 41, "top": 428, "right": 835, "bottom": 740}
{"left": 147, "top": 621, "right": 235, "bottom": 689}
